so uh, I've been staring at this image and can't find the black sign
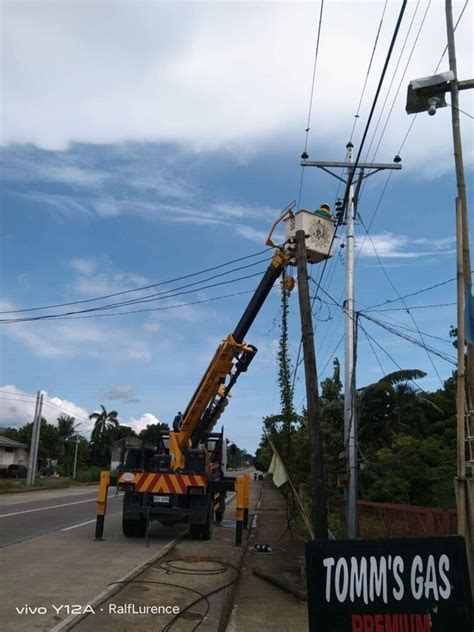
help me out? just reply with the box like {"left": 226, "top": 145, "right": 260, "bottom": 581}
{"left": 305, "top": 536, "right": 472, "bottom": 632}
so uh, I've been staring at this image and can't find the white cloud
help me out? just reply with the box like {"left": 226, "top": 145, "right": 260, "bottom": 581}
{"left": 356, "top": 232, "right": 455, "bottom": 258}
{"left": 127, "top": 412, "right": 162, "bottom": 434}
{"left": 67, "top": 256, "right": 148, "bottom": 299}
{"left": 1, "top": 1, "right": 472, "bottom": 175}
{"left": 69, "top": 257, "right": 100, "bottom": 277}
{"left": 103, "top": 384, "right": 139, "bottom": 403}
{"left": 0, "top": 299, "right": 153, "bottom": 361}
{"left": 0, "top": 385, "right": 91, "bottom": 430}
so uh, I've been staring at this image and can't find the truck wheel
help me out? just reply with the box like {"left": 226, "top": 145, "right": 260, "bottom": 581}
{"left": 189, "top": 498, "right": 214, "bottom": 540}
{"left": 122, "top": 517, "right": 146, "bottom": 537}
{"left": 188, "top": 522, "right": 203, "bottom": 539}
{"left": 201, "top": 500, "right": 214, "bottom": 541}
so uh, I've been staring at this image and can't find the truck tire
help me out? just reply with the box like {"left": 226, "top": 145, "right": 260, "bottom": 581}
{"left": 189, "top": 498, "right": 214, "bottom": 540}
{"left": 201, "top": 501, "right": 214, "bottom": 541}
{"left": 122, "top": 517, "right": 146, "bottom": 537}
{"left": 188, "top": 522, "right": 203, "bottom": 539}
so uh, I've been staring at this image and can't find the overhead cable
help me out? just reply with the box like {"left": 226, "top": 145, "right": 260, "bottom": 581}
{"left": 0, "top": 248, "right": 271, "bottom": 315}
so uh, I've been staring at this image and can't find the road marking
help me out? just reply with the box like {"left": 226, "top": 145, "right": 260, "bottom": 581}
{"left": 0, "top": 491, "right": 122, "bottom": 518}
{"left": 61, "top": 518, "right": 96, "bottom": 531}
{"left": 0, "top": 498, "right": 96, "bottom": 518}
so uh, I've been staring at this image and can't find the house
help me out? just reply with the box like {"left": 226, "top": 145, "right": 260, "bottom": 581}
{"left": 0, "top": 436, "right": 29, "bottom": 472}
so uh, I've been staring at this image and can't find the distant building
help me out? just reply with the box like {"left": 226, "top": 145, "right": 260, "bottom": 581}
{"left": 0, "top": 436, "right": 29, "bottom": 471}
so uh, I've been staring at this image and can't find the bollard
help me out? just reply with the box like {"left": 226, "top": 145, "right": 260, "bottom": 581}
{"left": 243, "top": 473, "right": 250, "bottom": 529}
{"left": 235, "top": 475, "right": 245, "bottom": 546}
{"left": 94, "top": 470, "right": 110, "bottom": 541}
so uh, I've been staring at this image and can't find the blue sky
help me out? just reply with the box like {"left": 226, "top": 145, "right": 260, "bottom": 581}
{"left": 0, "top": 1, "right": 472, "bottom": 452}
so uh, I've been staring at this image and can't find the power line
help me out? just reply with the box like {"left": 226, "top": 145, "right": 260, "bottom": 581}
{"left": 370, "top": 301, "right": 456, "bottom": 312}
{"left": 0, "top": 269, "right": 268, "bottom": 324}
{"left": 354, "top": 0, "right": 469, "bottom": 262}
{"left": 356, "top": 213, "right": 444, "bottom": 386}
{"left": 2, "top": 290, "right": 256, "bottom": 323}
{"left": 392, "top": 0, "right": 469, "bottom": 157}
{"left": 357, "top": 320, "right": 428, "bottom": 393}
{"left": 337, "top": 0, "right": 408, "bottom": 222}
{"left": 349, "top": 0, "right": 389, "bottom": 143}
{"left": 361, "top": 0, "right": 429, "bottom": 168}
{"left": 0, "top": 248, "right": 271, "bottom": 315}
{"left": 297, "top": 0, "right": 325, "bottom": 208}
{"left": 319, "top": 333, "right": 345, "bottom": 381}
{"left": 434, "top": 0, "right": 470, "bottom": 73}
{"left": 362, "top": 277, "right": 456, "bottom": 311}
{"left": 360, "top": 324, "right": 386, "bottom": 375}
{"left": 293, "top": 0, "right": 407, "bottom": 395}
{"left": 367, "top": 313, "right": 454, "bottom": 347}
{"left": 360, "top": 312, "right": 456, "bottom": 365}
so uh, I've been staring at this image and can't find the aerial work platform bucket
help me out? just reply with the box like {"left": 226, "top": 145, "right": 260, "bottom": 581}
{"left": 284, "top": 209, "right": 334, "bottom": 264}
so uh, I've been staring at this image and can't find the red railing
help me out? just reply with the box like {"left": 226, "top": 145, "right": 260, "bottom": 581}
{"left": 342, "top": 501, "right": 457, "bottom": 538}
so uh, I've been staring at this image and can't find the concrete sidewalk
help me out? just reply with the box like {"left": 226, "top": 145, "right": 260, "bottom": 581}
{"left": 227, "top": 477, "right": 308, "bottom": 632}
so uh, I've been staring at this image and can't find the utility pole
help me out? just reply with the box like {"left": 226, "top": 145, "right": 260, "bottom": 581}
{"left": 344, "top": 142, "right": 358, "bottom": 539}
{"left": 72, "top": 422, "right": 82, "bottom": 480}
{"left": 26, "top": 391, "right": 43, "bottom": 486}
{"left": 301, "top": 149, "right": 401, "bottom": 538}
{"left": 295, "top": 229, "right": 328, "bottom": 539}
{"left": 445, "top": 0, "right": 473, "bottom": 580}
{"left": 73, "top": 434, "right": 79, "bottom": 479}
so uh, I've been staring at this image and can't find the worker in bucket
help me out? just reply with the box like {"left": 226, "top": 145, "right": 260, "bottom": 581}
{"left": 315, "top": 202, "right": 332, "bottom": 219}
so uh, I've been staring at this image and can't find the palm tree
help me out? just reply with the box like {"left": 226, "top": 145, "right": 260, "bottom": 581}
{"left": 89, "top": 405, "right": 119, "bottom": 466}
{"left": 57, "top": 415, "right": 76, "bottom": 440}
{"left": 358, "top": 369, "right": 442, "bottom": 442}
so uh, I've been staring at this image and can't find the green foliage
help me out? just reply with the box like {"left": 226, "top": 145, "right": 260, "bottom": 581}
{"left": 138, "top": 422, "right": 170, "bottom": 446}
{"left": 89, "top": 405, "right": 120, "bottom": 467}
{"left": 277, "top": 272, "right": 297, "bottom": 464}
{"left": 227, "top": 440, "right": 252, "bottom": 469}
{"left": 16, "top": 418, "right": 64, "bottom": 471}
{"left": 259, "top": 352, "right": 458, "bottom": 512}
{"left": 362, "top": 434, "right": 455, "bottom": 506}
{"left": 75, "top": 466, "right": 102, "bottom": 483}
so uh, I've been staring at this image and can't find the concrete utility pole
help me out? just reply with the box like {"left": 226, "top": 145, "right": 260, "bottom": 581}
{"left": 445, "top": 0, "right": 473, "bottom": 581}
{"left": 344, "top": 143, "right": 358, "bottom": 539}
{"left": 72, "top": 423, "right": 82, "bottom": 480}
{"left": 26, "top": 391, "right": 43, "bottom": 486}
{"left": 295, "top": 229, "right": 328, "bottom": 539}
{"left": 301, "top": 149, "right": 401, "bottom": 538}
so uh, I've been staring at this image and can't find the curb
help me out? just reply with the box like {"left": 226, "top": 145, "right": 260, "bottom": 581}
{"left": 49, "top": 531, "right": 186, "bottom": 632}
{"left": 218, "top": 484, "right": 263, "bottom": 632}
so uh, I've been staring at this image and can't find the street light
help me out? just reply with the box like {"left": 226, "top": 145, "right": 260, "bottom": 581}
{"left": 405, "top": 71, "right": 454, "bottom": 115}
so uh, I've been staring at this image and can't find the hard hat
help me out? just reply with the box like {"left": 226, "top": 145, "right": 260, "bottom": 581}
{"left": 320, "top": 203, "right": 330, "bottom": 211}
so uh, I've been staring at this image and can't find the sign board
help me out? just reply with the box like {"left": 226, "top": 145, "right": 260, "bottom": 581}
{"left": 305, "top": 536, "right": 472, "bottom": 632}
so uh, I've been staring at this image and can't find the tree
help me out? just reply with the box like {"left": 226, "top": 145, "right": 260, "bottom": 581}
{"left": 16, "top": 418, "right": 63, "bottom": 473}
{"left": 57, "top": 415, "right": 76, "bottom": 475}
{"left": 57, "top": 415, "right": 76, "bottom": 440}
{"left": 138, "top": 422, "right": 170, "bottom": 446}
{"left": 358, "top": 370, "right": 438, "bottom": 449}
{"left": 89, "top": 405, "right": 119, "bottom": 466}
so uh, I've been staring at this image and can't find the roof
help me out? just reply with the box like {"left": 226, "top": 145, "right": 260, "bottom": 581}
{"left": 0, "top": 435, "right": 28, "bottom": 449}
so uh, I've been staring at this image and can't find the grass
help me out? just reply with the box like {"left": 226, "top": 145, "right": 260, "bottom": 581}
{"left": 0, "top": 469, "right": 102, "bottom": 493}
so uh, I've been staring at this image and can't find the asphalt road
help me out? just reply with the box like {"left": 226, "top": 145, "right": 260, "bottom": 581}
{"left": 0, "top": 486, "right": 123, "bottom": 548}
